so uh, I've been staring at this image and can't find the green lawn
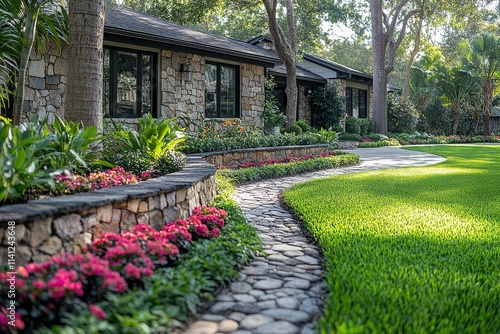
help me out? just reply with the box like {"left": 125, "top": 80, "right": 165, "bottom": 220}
{"left": 282, "top": 145, "right": 500, "bottom": 333}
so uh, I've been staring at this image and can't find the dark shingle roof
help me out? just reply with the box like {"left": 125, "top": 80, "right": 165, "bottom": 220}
{"left": 303, "top": 54, "right": 372, "bottom": 82}
{"left": 269, "top": 64, "right": 327, "bottom": 84}
{"left": 105, "top": 6, "right": 280, "bottom": 67}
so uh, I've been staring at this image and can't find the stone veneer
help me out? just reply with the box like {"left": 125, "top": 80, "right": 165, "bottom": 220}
{"left": 23, "top": 44, "right": 67, "bottom": 121}
{"left": 201, "top": 144, "right": 329, "bottom": 168}
{"left": 0, "top": 144, "right": 328, "bottom": 266}
{"left": 159, "top": 51, "right": 265, "bottom": 133}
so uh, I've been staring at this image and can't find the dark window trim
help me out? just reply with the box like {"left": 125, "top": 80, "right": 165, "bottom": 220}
{"left": 205, "top": 61, "right": 241, "bottom": 118}
{"left": 346, "top": 87, "right": 368, "bottom": 119}
{"left": 104, "top": 46, "right": 158, "bottom": 118}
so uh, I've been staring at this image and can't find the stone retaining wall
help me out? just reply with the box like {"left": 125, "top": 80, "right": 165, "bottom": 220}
{"left": 0, "top": 144, "right": 328, "bottom": 266}
{"left": 200, "top": 144, "right": 330, "bottom": 167}
{"left": 0, "top": 156, "right": 216, "bottom": 266}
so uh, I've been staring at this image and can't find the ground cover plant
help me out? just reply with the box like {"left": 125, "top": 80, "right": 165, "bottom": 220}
{"left": 217, "top": 151, "right": 359, "bottom": 184}
{"left": 0, "top": 198, "right": 262, "bottom": 333}
{"left": 283, "top": 145, "right": 500, "bottom": 333}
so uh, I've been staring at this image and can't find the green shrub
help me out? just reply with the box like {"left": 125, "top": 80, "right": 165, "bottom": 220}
{"left": 338, "top": 133, "right": 362, "bottom": 141}
{"left": 183, "top": 132, "right": 333, "bottom": 154}
{"left": 155, "top": 151, "right": 186, "bottom": 175}
{"left": 284, "top": 124, "right": 302, "bottom": 135}
{"left": 294, "top": 120, "right": 315, "bottom": 133}
{"left": 107, "top": 150, "right": 154, "bottom": 176}
{"left": 345, "top": 121, "right": 361, "bottom": 134}
{"left": 103, "top": 114, "right": 186, "bottom": 161}
{"left": 0, "top": 117, "right": 62, "bottom": 203}
{"left": 388, "top": 93, "right": 419, "bottom": 133}
{"left": 311, "top": 84, "right": 346, "bottom": 129}
{"left": 49, "top": 115, "right": 105, "bottom": 173}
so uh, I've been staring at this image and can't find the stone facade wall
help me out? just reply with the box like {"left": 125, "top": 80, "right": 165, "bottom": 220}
{"left": 0, "top": 156, "right": 216, "bottom": 266}
{"left": 22, "top": 48, "right": 266, "bottom": 133}
{"left": 240, "top": 64, "right": 265, "bottom": 128}
{"left": 298, "top": 85, "right": 313, "bottom": 123}
{"left": 23, "top": 45, "right": 67, "bottom": 122}
{"left": 202, "top": 144, "right": 329, "bottom": 167}
{"left": 160, "top": 50, "right": 206, "bottom": 133}
{"left": 160, "top": 51, "right": 265, "bottom": 132}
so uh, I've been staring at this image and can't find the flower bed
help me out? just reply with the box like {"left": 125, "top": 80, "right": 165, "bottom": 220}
{"left": 390, "top": 133, "right": 500, "bottom": 145}
{"left": 0, "top": 206, "right": 231, "bottom": 332}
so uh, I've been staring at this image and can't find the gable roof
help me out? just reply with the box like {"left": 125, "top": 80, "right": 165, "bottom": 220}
{"left": 269, "top": 64, "right": 327, "bottom": 84}
{"left": 302, "top": 54, "right": 372, "bottom": 83}
{"left": 104, "top": 6, "right": 280, "bottom": 67}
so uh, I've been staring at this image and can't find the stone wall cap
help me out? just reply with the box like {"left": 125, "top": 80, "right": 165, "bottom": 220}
{"left": 0, "top": 155, "right": 215, "bottom": 226}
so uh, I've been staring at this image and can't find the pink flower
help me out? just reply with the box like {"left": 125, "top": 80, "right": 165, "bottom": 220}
{"left": 210, "top": 228, "right": 221, "bottom": 238}
{"left": 89, "top": 304, "right": 107, "bottom": 320}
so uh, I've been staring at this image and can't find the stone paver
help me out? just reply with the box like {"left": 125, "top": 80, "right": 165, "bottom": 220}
{"left": 181, "top": 147, "right": 445, "bottom": 334}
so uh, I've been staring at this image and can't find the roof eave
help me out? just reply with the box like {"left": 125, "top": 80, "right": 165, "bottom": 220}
{"left": 105, "top": 27, "right": 280, "bottom": 68}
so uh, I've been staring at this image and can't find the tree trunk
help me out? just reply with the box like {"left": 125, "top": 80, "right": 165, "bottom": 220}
{"left": 370, "top": 0, "right": 388, "bottom": 134}
{"left": 12, "top": 11, "right": 38, "bottom": 125}
{"left": 66, "top": 0, "right": 105, "bottom": 133}
{"left": 452, "top": 103, "right": 460, "bottom": 135}
{"left": 262, "top": 0, "right": 298, "bottom": 126}
{"left": 482, "top": 79, "right": 493, "bottom": 136}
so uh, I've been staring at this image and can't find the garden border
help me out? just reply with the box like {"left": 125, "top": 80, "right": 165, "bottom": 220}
{"left": 0, "top": 144, "right": 329, "bottom": 266}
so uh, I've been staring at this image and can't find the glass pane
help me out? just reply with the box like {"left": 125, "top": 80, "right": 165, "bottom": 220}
{"left": 142, "top": 54, "right": 152, "bottom": 115}
{"left": 352, "top": 88, "right": 359, "bottom": 118}
{"left": 205, "top": 63, "right": 217, "bottom": 117}
{"left": 359, "top": 90, "right": 367, "bottom": 118}
{"left": 220, "top": 65, "right": 236, "bottom": 117}
{"left": 116, "top": 51, "right": 137, "bottom": 117}
{"left": 346, "top": 88, "right": 352, "bottom": 117}
{"left": 102, "top": 48, "right": 110, "bottom": 116}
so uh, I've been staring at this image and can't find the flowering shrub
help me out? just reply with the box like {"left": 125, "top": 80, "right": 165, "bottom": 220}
{"left": 199, "top": 119, "right": 247, "bottom": 139}
{"left": 217, "top": 151, "right": 339, "bottom": 170}
{"left": 53, "top": 166, "right": 151, "bottom": 196}
{"left": 0, "top": 252, "right": 127, "bottom": 332}
{"left": 390, "top": 133, "right": 500, "bottom": 145}
{"left": 0, "top": 205, "right": 228, "bottom": 333}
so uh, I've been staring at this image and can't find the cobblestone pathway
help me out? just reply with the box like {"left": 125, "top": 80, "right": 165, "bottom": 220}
{"left": 182, "top": 147, "right": 446, "bottom": 334}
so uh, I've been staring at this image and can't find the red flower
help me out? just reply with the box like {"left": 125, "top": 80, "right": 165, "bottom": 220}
{"left": 89, "top": 304, "right": 107, "bottom": 320}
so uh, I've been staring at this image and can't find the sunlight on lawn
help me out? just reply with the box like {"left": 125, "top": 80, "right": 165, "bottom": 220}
{"left": 283, "top": 145, "right": 500, "bottom": 333}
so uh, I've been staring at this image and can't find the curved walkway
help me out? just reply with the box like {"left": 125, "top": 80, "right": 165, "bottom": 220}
{"left": 182, "top": 147, "right": 446, "bottom": 334}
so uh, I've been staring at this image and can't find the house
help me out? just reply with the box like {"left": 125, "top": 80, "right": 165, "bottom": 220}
{"left": 248, "top": 36, "right": 375, "bottom": 126}
{"left": 18, "top": 5, "right": 280, "bottom": 131}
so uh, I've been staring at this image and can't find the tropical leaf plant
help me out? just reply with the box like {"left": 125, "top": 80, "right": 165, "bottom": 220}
{"left": 0, "top": 0, "right": 68, "bottom": 124}
{"left": 0, "top": 117, "right": 62, "bottom": 203}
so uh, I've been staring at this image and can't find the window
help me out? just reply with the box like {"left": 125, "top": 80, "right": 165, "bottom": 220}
{"left": 346, "top": 87, "right": 368, "bottom": 118}
{"left": 103, "top": 47, "right": 158, "bottom": 118}
{"left": 205, "top": 62, "right": 240, "bottom": 118}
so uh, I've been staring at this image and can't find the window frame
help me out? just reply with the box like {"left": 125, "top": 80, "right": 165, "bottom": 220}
{"left": 103, "top": 46, "right": 158, "bottom": 118}
{"left": 204, "top": 61, "right": 241, "bottom": 119}
{"left": 346, "top": 87, "right": 368, "bottom": 118}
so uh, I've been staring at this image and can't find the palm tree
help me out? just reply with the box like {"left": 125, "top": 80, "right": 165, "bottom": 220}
{"left": 0, "top": 0, "right": 67, "bottom": 125}
{"left": 435, "top": 65, "right": 479, "bottom": 135}
{"left": 463, "top": 34, "right": 500, "bottom": 136}
{"left": 65, "top": 0, "right": 106, "bottom": 132}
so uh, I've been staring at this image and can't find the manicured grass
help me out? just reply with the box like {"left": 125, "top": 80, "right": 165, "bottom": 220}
{"left": 282, "top": 145, "right": 500, "bottom": 333}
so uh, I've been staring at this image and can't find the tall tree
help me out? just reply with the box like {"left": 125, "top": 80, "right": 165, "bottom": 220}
{"left": 65, "top": 0, "right": 106, "bottom": 132}
{"left": 370, "top": 0, "right": 421, "bottom": 134}
{"left": 262, "top": 0, "right": 297, "bottom": 126}
{"left": 463, "top": 33, "right": 500, "bottom": 136}
{"left": 0, "top": 0, "right": 67, "bottom": 125}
